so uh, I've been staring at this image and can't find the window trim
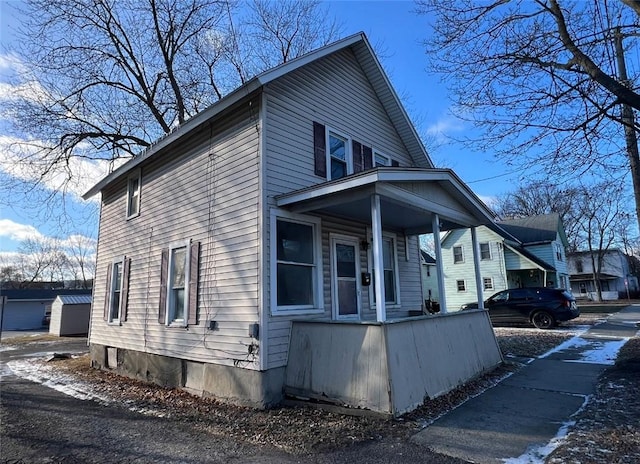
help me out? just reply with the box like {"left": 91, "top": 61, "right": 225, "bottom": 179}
{"left": 108, "top": 256, "right": 125, "bottom": 325}
{"left": 483, "top": 277, "right": 494, "bottom": 291}
{"left": 326, "top": 128, "right": 352, "bottom": 180}
{"left": 367, "top": 230, "right": 401, "bottom": 309}
{"left": 166, "top": 240, "right": 190, "bottom": 327}
{"left": 126, "top": 169, "right": 141, "bottom": 219}
{"left": 480, "top": 242, "right": 492, "bottom": 260}
{"left": 453, "top": 245, "right": 464, "bottom": 264}
{"left": 270, "top": 209, "right": 324, "bottom": 316}
{"left": 456, "top": 279, "right": 467, "bottom": 292}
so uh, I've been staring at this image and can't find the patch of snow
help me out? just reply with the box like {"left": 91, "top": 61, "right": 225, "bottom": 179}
{"left": 539, "top": 337, "right": 590, "bottom": 358}
{"left": 0, "top": 345, "right": 18, "bottom": 352}
{"left": 563, "top": 338, "right": 629, "bottom": 365}
{"left": 502, "top": 395, "right": 590, "bottom": 464}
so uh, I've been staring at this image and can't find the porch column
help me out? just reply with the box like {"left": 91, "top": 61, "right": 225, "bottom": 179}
{"left": 432, "top": 214, "right": 447, "bottom": 314}
{"left": 471, "top": 227, "right": 485, "bottom": 310}
{"left": 371, "top": 194, "right": 386, "bottom": 322}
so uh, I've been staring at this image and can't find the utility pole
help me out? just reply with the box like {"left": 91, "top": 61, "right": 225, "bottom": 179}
{"left": 614, "top": 27, "right": 640, "bottom": 234}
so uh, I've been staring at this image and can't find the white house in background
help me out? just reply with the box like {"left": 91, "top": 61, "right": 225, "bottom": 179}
{"left": 567, "top": 249, "right": 640, "bottom": 300}
{"left": 441, "top": 213, "right": 570, "bottom": 310}
{"left": 82, "top": 32, "right": 503, "bottom": 416}
{"left": 420, "top": 250, "right": 439, "bottom": 307}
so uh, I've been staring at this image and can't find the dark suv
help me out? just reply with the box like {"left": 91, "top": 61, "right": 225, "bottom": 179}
{"left": 461, "top": 287, "right": 580, "bottom": 329}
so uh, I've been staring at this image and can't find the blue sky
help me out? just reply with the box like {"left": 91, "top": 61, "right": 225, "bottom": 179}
{"left": 0, "top": 0, "right": 521, "bottom": 257}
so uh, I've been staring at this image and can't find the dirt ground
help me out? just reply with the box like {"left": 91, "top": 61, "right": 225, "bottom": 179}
{"left": 3, "top": 311, "right": 638, "bottom": 462}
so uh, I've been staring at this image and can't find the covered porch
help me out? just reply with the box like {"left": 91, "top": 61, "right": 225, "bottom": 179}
{"left": 276, "top": 168, "right": 504, "bottom": 415}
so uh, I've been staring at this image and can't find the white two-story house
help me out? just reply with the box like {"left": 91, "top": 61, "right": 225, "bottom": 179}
{"left": 83, "top": 32, "right": 503, "bottom": 416}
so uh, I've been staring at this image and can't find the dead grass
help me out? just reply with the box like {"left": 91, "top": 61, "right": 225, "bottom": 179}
{"left": 1, "top": 334, "right": 62, "bottom": 345}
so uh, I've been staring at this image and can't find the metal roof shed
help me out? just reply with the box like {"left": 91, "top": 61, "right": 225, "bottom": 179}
{"left": 49, "top": 294, "right": 92, "bottom": 336}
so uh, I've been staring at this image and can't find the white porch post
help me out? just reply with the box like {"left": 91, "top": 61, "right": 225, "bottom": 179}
{"left": 432, "top": 214, "right": 447, "bottom": 314}
{"left": 371, "top": 194, "right": 386, "bottom": 322}
{"left": 471, "top": 227, "right": 485, "bottom": 310}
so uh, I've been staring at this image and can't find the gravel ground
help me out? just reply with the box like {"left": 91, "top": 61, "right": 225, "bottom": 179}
{"left": 3, "top": 311, "right": 637, "bottom": 463}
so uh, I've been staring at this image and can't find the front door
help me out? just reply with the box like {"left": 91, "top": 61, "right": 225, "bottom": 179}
{"left": 331, "top": 235, "right": 361, "bottom": 319}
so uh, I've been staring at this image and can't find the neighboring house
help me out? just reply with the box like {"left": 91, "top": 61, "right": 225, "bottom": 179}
{"left": 441, "top": 213, "right": 570, "bottom": 310}
{"left": 567, "top": 249, "right": 640, "bottom": 300}
{"left": 420, "top": 250, "right": 439, "bottom": 305}
{"left": 49, "top": 294, "right": 93, "bottom": 336}
{"left": 0, "top": 289, "right": 92, "bottom": 330}
{"left": 82, "top": 32, "right": 503, "bottom": 416}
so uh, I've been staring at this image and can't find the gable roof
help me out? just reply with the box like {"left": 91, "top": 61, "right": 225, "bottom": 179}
{"left": 420, "top": 250, "right": 436, "bottom": 264}
{"left": 496, "top": 213, "right": 567, "bottom": 246}
{"left": 83, "top": 32, "right": 432, "bottom": 199}
{"left": 55, "top": 294, "right": 93, "bottom": 305}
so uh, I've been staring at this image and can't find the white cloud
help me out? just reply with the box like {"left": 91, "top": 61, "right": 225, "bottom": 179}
{"left": 426, "top": 112, "right": 465, "bottom": 143}
{"left": 0, "top": 135, "right": 121, "bottom": 201}
{"left": 0, "top": 219, "right": 44, "bottom": 242}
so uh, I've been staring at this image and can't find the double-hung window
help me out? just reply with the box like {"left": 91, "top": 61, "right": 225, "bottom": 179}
{"left": 453, "top": 245, "right": 464, "bottom": 264}
{"left": 456, "top": 279, "right": 466, "bottom": 292}
{"left": 329, "top": 132, "right": 349, "bottom": 180}
{"left": 480, "top": 242, "right": 491, "bottom": 260}
{"left": 127, "top": 170, "right": 141, "bottom": 218}
{"left": 272, "top": 211, "right": 322, "bottom": 314}
{"left": 105, "top": 256, "right": 130, "bottom": 324}
{"left": 369, "top": 233, "right": 400, "bottom": 306}
{"left": 159, "top": 241, "right": 199, "bottom": 327}
{"left": 167, "top": 243, "right": 188, "bottom": 325}
{"left": 483, "top": 277, "right": 494, "bottom": 290}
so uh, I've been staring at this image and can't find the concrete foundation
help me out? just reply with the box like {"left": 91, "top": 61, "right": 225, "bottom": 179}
{"left": 89, "top": 343, "right": 285, "bottom": 408}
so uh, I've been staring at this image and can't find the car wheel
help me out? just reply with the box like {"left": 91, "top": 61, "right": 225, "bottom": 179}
{"left": 532, "top": 311, "right": 555, "bottom": 329}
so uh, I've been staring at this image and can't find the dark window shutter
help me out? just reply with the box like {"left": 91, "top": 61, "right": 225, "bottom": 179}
{"left": 187, "top": 241, "right": 200, "bottom": 326}
{"left": 391, "top": 159, "right": 400, "bottom": 167}
{"left": 103, "top": 263, "right": 112, "bottom": 321}
{"left": 352, "top": 140, "right": 363, "bottom": 173}
{"left": 159, "top": 248, "right": 169, "bottom": 324}
{"left": 121, "top": 257, "right": 131, "bottom": 322}
{"left": 313, "top": 122, "right": 326, "bottom": 178}
{"left": 363, "top": 145, "right": 373, "bottom": 170}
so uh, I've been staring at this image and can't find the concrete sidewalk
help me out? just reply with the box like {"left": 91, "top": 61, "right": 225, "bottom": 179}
{"left": 411, "top": 304, "right": 640, "bottom": 463}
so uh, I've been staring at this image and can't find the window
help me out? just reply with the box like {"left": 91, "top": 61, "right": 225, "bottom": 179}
{"left": 576, "top": 260, "right": 583, "bottom": 273}
{"left": 483, "top": 277, "right": 494, "bottom": 290}
{"left": 329, "top": 132, "right": 349, "bottom": 180}
{"left": 127, "top": 170, "right": 141, "bottom": 218}
{"left": 480, "top": 242, "right": 491, "bottom": 260}
{"left": 453, "top": 245, "right": 464, "bottom": 263}
{"left": 371, "top": 236, "right": 399, "bottom": 304}
{"left": 104, "top": 257, "right": 130, "bottom": 324}
{"left": 555, "top": 243, "right": 563, "bottom": 261}
{"left": 374, "top": 151, "right": 391, "bottom": 167}
{"left": 312, "top": 122, "right": 374, "bottom": 179}
{"left": 159, "top": 242, "right": 200, "bottom": 326}
{"left": 168, "top": 245, "right": 188, "bottom": 324}
{"left": 271, "top": 211, "right": 322, "bottom": 314}
{"left": 456, "top": 280, "right": 466, "bottom": 292}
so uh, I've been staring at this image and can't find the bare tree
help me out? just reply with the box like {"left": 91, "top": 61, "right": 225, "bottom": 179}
{"left": 416, "top": 0, "right": 640, "bottom": 230}
{"left": 574, "top": 182, "right": 632, "bottom": 301}
{"left": 494, "top": 181, "right": 582, "bottom": 250}
{"left": 15, "top": 237, "right": 60, "bottom": 287}
{"left": 2, "top": 0, "right": 341, "bottom": 208}
{"left": 65, "top": 234, "right": 97, "bottom": 289}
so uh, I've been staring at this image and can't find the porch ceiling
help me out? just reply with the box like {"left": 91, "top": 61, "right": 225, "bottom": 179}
{"left": 275, "top": 168, "right": 496, "bottom": 234}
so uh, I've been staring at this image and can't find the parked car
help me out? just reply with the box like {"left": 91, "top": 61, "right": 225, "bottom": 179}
{"left": 461, "top": 287, "right": 580, "bottom": 329}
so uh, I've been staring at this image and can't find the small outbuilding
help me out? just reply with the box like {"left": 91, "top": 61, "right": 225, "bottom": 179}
{"left": 49, "top": 294, "right": 93, "bottom": 336}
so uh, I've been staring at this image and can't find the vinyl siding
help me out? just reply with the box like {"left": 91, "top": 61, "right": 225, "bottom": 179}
{"left": 440, "top": 227, "right": 507, "bottom": 311}
{"left": 266, "top": 214, "right": 423, "bottom": 370}
{"left": 91, "top": 97, "right": 262, "bottom": 369}
{"left": 262, "top": 49, "right": 424, "bottom": 369}
{"left": 264, "top": 48, "right": 415, "bottom": 198}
